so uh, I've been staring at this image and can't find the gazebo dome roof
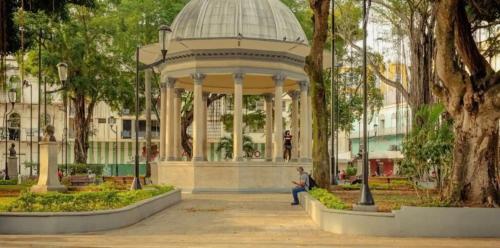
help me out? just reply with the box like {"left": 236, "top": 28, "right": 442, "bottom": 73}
{"left": 170, "top": 0, "right": 308, "bottom": 44}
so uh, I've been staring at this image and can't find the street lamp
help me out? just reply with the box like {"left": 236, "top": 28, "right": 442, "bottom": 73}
{"left": 4, "top": 88, "right": 17, "bottom": 180}
{"left": 22, "top": 80, "right": 34, "bottom": 176}
{"left": 358, "top": 0, "right": 375, "bottom": 207}
{"left": 57, "top": 62, "right": 68, "bottom": 176}
{"left": 107, "top": 116, "right": 118, "bottom": 176}
{"left": 132, "top": 25, "right": 171, "bottom": 190}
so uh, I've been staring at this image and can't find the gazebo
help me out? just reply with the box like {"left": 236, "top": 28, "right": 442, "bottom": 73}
{"left": 141, "top": 0, "right": 316, "bottom": 192}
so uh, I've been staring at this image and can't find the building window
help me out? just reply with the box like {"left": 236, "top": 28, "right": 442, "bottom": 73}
{"left": 138, "top": 120, "right": 146, "bottom": 137}
{"left": 97, "top": 118, "right": 107, "bottom": 124}
{"left": 122, "top": 120, "right": 132, "bottom": 139}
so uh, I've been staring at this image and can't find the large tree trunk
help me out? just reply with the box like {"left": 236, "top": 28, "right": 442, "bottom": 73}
{"left": 305, "top": 0, "right": 330, "bottom": 188}
{"left": 408, "top": 9, "right": 435, "bottom": 112}
{"left": 448, "top": 113, "right": 499, "bottom": 206}
{"left": 435, "top": 0, "right": 500, "bottom": 206}
{"left": 73, "top": 92, "right": 95, "bottom": 164}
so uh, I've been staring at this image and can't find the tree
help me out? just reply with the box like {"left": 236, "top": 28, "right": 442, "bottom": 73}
{"left": 400, "top": 104, "right": 454, "bottom": 193}
{"left": 434, "top": 0, "right": 499, "bottom": 206}
{"left": 217, "top": 95, "right": 266, "bottom": 160}
{"left": 180, "top": 92, "right": 225, "bottom": 159}
{"left": 18, "top": 1, "right": 186, "bottom": 164}
{"left": 216, "top": 134, "right": 255, "bottom": 160}
{"left": 371, "top": 0, "right": 436, "bottom": 111}
{"left": 305, "top": 0, "right": 330, "bottom": 188}
{"left": 21, "top": 4, "right": 132, "bottom": 163}
{"left": 1, "top": 0, "right": 94, "bottom": 87}
{"left": 329, "top": 57, "right": 384, "bottom": 132}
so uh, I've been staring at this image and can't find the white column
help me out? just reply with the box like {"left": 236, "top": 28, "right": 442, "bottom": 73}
{"left": 233, "top": 73, "right": 244, "bottom": 161}
{"left": 159, "top": 82, "right": 167, "bottom": 160}
{"left": 289, "top": 91, "right": 299, "bottom": 161}
{"left": 202, "top": 92, "right": 209, "bottom": 161}
{"left": 299, "top": 80, "right": 310, "bottom": 162}
{"left": 264, "top": 94, "right": 273, "bottom": 161}
{"left": 192, "top": 73, "right": 205, "bottom": 161}
{"left": 165, "top": 78, "right": 176, "bottom": 161}
{"left": 173, "top": 89, "right": 183, "bottom": 160}
{"left": 273, "top": 73, "right": 286, "bottom": 162}
{"left": 145, "top": 69, "right": 152, "bottom": 165}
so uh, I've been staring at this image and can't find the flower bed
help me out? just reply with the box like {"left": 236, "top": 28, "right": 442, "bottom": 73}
{"left": 2, "top": 184, "right": 174, "bottom": 212}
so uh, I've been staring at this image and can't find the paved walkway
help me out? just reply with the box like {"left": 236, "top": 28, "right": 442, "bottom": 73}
{"left": 1, "top": 193, "right": 499, "bottom": 247}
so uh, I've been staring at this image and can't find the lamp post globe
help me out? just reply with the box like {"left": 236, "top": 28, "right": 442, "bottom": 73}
{"left": 158, "top": 25, "right": 172, "bottom": 60}
{"left": 8, "top": 88, "right": 17, "bottom": 105}
{"left": 57, "top": 63, "right": 68, "bottom": 82}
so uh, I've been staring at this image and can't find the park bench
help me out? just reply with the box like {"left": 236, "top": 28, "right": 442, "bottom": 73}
{"left": 102, "top": 176, "right": 146, "bottom": 186}
{"left": 69, "top": 175, "right": 93, "bottom": 186}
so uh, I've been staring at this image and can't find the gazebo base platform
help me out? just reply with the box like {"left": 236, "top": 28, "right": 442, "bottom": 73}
{"left": 151, "top": 161, "right": 313, "bottom": 193}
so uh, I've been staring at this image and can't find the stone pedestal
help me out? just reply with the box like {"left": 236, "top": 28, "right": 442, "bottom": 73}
{"left": 7, "top": 156, "right": 18, "bottom": 179}
{"left": 31, "top": 142, "right": 67, "bottom": 193}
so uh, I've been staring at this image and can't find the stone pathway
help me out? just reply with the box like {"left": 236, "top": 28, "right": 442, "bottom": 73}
{"left": 0, "top": 193, "right": 499, "bottom": 247}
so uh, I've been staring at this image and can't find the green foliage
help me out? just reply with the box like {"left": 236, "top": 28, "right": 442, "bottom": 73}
{"left": 6, "top": 185, "right": 174, "bottom": 212}
{"left": 0, "top": 179, "right": 18, "bottom": 185}
{"left": 216, "top": 134, "right": 255, "bottom": 160}
{"left": 309, "top": 188, "right": 348, "bottom": 210}
{"left": 327, "top": 60, "right": 384, "bottom": 133}
{"left": 16, "top": 0, "right": 186, "bottom": 163}
{"left": 400, "top": 104, "right": 454, "bottom": 192}
{"left": 221, "top": 95, "right": 266, "bottom": 133}
{"left": 0, "top": 197, "right": 18, "bottom": 212}
{"left": 345, "top": 166, "right": 357, "bottom": 177}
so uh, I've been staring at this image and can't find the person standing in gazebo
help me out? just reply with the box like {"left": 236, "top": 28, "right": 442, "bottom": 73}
{"left": 283, "top": 130, "right": 293, "bottom": 161}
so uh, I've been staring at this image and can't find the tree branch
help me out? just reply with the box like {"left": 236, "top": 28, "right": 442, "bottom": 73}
{"left": 455, "top": 1, "right": 494, "bottom": 86}
{"left": 45, "top": 86, "right": 66, "bottom": 94}
{"left": 371, "top": 0, "right": 411, "bottom": 25}
{"left": 435, "top": 0, "right": 465, "bottom": 116}
{"left": 346, "top": 39, "right": 410, "bottom": 104}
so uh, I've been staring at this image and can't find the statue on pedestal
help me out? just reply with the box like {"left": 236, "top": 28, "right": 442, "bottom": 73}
{"left": 9, "top": 144, "right": 16, "bottom": 157}
{"left": 43, "top": 125, "right": 56, "bottom": 142}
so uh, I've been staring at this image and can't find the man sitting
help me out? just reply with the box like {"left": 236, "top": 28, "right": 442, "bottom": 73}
{"left": 291, "top": 166, "right": 310, "bottom": 205}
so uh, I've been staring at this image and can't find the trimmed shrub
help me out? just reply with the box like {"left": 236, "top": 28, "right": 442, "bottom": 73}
{"left": 6, "top": 185, "right": 174, "bottom": 212}
{"left": 309, "top": 188, "right": 348, "bottom": 210}
{"left": 0, "top": 179, "right": 18, "bottom": 185}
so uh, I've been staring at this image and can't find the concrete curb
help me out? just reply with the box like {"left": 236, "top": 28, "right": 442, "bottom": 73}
{"left": 300, "top": 192, "right": 500, "bottom": 237}
{"left": 0, "top": 189, "right": 182, "bottom": 234}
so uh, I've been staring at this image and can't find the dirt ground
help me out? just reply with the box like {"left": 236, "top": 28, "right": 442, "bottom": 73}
{"left": 0, "top": 193, "right": 498, "bottom": 248}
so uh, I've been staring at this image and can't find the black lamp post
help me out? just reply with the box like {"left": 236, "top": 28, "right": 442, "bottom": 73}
{"left": 22, "top": 80, "right": 33, "bottom": 176}
{"left": 358, "top": 0, "right": 375, "bottom": 206}
{"left": 132, "top": 25, "right": 171, "bottom": 190}
{"left": 108, "top": 116, "right": 118, "bottom": 176}
{"left": 57, "top": 62, "right": 68, "bottom": 175}
{"left": 4, "top": 88, "right": 17, "bottom": 180}
{"left": 330, "top": 0, "right": 336, "bottom": 185}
